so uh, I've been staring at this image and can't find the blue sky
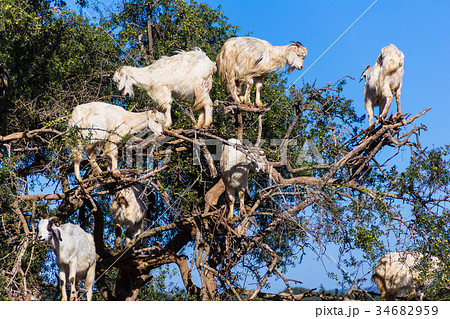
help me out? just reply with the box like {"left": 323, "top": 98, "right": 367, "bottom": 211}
{"left": 202, "top": 0, "right": 450, "bottom": 149}
{"left": 66, "top": 0, "right": 450, "bottom": 293}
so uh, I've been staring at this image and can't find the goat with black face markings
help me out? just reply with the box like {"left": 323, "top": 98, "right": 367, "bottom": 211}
{"left": 37, "top": 218, "right": 96, "bottom": 301}
{"left": 220, "top": 138, "right": 268, "bottom": 219}
{"left": 111, "top": 183, "right": 151, "bottom": 248}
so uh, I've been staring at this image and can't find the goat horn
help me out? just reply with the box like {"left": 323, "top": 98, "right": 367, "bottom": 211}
{"left": 289, "top": 41, "right": 304, "bottom": 47}
{"left": 46, "top": 216, "right": 59, "bottom": 223}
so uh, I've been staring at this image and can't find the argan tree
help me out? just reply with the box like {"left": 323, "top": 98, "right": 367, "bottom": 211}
{"left": 1, "top": 0, "right": 449, "bottom": 301}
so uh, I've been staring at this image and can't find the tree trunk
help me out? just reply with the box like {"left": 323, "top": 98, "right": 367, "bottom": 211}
{"left": 147, "top": 2, "right": 154, "bottom": 60}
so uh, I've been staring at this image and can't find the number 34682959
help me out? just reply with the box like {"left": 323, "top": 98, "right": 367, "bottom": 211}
{"left": 375, "top": 305, "right": 438, "bottom": 316}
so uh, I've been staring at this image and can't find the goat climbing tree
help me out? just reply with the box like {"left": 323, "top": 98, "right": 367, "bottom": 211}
{"left": 1, "top": 0, "right": 450, "bottom": 301}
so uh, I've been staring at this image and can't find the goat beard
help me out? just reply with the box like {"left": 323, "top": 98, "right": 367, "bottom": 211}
{"left": 286, "top": 65, "right": 295, "bottom": 74}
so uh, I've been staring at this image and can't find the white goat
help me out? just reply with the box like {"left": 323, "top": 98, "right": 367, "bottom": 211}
{"left": 113, "top": 49, "right": 216, "bottom": 129}
{"left": 220, "top": 138, "right": 268, "bottom": 219}
{"left": 372, "top": 251, "right": 440, "bottom": 301}
{"left": 359, "top": 44, "right": 405, "bottom": 126}
{"left": 37, "top": 219, "right": 96, "bottom": 301}
{"left": 0, "top": 65, "right": 9, "bottom": 97}
{"left": 110, "top": 183, "right": 150, "bottom": 248}
{"left": 69, "top": 102, "right": 164, "bottom": 182}
{"left": 216, "top": 37, "right": 307, "bottom": 107}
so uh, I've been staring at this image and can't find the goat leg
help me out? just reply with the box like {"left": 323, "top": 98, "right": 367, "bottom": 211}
{"left": 227, "top": 194, "right": 235, "bottom": 219}
{"left": 254, "top": 78, "right": 265, "bottom": 108}
{"left": 202, "top": 104, "right": 213, "bottom": 128}
{"left": 364, "top": 100, "right": 374, "bottom": 127}
{"left": 228, "top": 79, "right": 241, "bottom": 104}
{"left": 243, "top": 82, "right": 254, "bottom": 106}
{"left": 105, "top": 142, "right": 122, "bottom": 179}
{"left": 379, "top": 96, "right": 393, "bottom": 124}
{"left": 395, "top": 92, "right": 402, "bottom": 115}
{"left": 86, "top": 147, "right": 103, "bottom": 175}
{"left": 59, "top": 269, "right": 68, "bottom": 301}
{"left": 196, "top": 109, "right": 205, "bottom": 129}
{"left": 239, "top": 190, "right": 246, "bottom": 215}
{"left": 85, "top": 265, "right": 95, "bottom": 301}
{"left": 69, "top": 263, "right": 78, "bottom": 301}
{"left": 162, "top": 102, "right": 173, "bottom": 129}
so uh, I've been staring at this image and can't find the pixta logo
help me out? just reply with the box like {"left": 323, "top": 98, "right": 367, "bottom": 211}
{"left": 125, "top": 133, "right": 324, "bottom": 170}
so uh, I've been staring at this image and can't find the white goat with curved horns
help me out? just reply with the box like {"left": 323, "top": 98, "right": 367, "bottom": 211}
{"left": 359, "top": 44, "right": 405, "bottom": 126}
{"left": 216, "top": 37, "right": 307, "bottom": 107}
{"left": 113, "top": 48, "right": 216, "bottom": 129}
{"left": 37, "top": 218, "right": 96, "bottom": 301}
{"left": 110, "top": 183, "right": 150, "bottom": 248}
{"left": 372, "top": 251, "right": 440, "bottom": 301}
{"left": 220, "top": 138, "right": 268, "bottom": 219}
{"left": 69, "top": 102, "right": 164, "bottom": 182}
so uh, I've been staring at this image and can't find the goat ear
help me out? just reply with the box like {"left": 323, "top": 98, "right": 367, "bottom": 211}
{"left": 51, "top": 225, "right": 63, "bottom": 242}
{"left": 286, "top": 49, "right": 298, "bottom": 70}
{"left": 377, "top": 53, "right": 383, "bottom": 65}
{"left": 118, "top": 196, "right": 129, "bottom": 208}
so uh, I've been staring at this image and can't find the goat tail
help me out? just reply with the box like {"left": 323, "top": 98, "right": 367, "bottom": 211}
{"left": 359, "top": 65, "right": 370, "bottom": 82}
{"left": 215, "top": 49, "right": 230, "bottom": 87}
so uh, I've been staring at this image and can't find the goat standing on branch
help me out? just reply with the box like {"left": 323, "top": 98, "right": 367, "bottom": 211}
{"left": 216, "top": 37, "right": 307, "bottom": 107}
{"left": 220, "top": 138, "right": 268, "bottom": 219}
{"left": 37, "top": 219, "right": 96, "bottom": 301}
{"left": 372, "top": 251, "right": 440, "bottom": 301}
{"left": 69, "top": 102, "right": 164, "bottom": 182}
{"left": 111, "top": 183, "right": 150, "bottom": 248}
{"left": 113, "top": 49, "right": 216, "bottom": 129}
{"left": 359, "top": 44, "right": 405, "bottom": 126}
